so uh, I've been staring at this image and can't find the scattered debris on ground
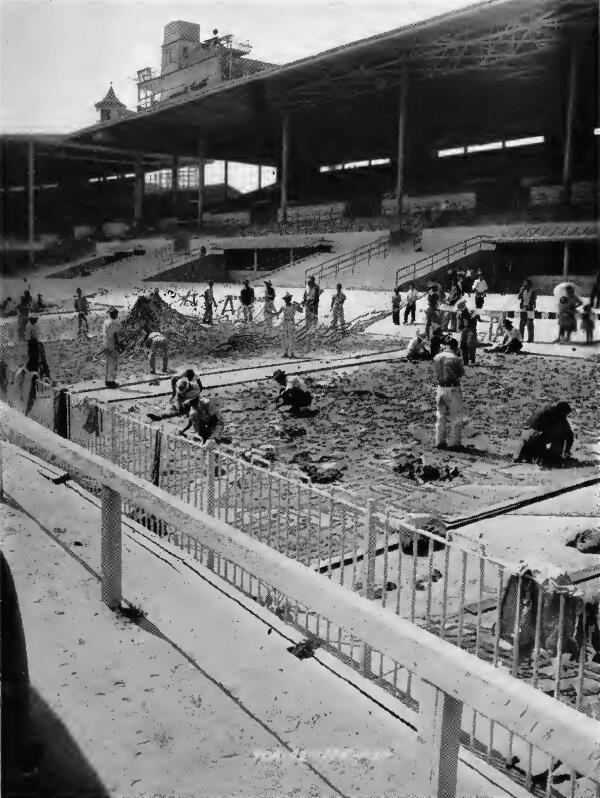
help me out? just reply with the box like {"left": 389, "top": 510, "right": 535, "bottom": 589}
{"left": 393, "top": 452, "right": 461, "bottom": 483}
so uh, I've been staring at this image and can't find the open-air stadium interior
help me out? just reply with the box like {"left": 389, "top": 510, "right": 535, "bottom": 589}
{"left": 2, "top": 1, "right": 600, "bottom": 796}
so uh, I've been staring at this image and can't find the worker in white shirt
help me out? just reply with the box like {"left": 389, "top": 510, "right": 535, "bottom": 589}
{"left": 472, "top": 271, "right": 489, "bottom": 309}
{"left": 273, "top": 369, "right": 312, "bottom": 416}
{"left": 406, "top": 330, "right": 431, "bottom": 361}
{"left": 330, "top": 283, "right": 347, "bottom": 332}
{"left": 403, "top": 283, "right": 419, "bottom": 325}
{"left": 143, "top": 326, "right": 169, "bottom": 373}
{"left": 102, "top": 307, "right": 121, "bottom": 388}
{"left": 432, "top": 337, "right": 465, "bottom": 450}
{"left": 489, "top": 318, "right": 523, "bottom": 354}
{"left": 276, "top": 292, "right": 303, "bottom": 358}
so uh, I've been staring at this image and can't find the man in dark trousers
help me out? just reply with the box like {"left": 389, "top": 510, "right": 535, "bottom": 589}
{"left": 516, "top": 402, "right": 574, "bottom": 465}
{"left": 202, "top": 281, "right": 217, "bottom": 324}
{"left": 456, "top": 300, "right": 479, "bottom": 366}
{"left": 240, "top": 279, "right": 255, "bottom": 322}
{"left": 303, "top": 275, "right": 322, "bottom": 329}
{"left": 392, "top": 287, "right": 401, "bottom": 325}
{"left": 518, "top": 279, "right": 537, "bottom": 343}
{"left": 424, "top": 284, "right": 440, "bottom": 338}
{"left": 403, "top": 283, "right": 418, "bottom": 325}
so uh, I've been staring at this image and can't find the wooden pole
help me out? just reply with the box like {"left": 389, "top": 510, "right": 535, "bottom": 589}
{"left": 418, "top": 682, "right": 463, "bottom": 798}
{"left": 27, "top": 140, "right": 35, "bottom": 269}
{"left": 280, "top": 114, "right": 289, "bottom": 223}
{"left": 395, "top": 70, "right": 408, "bottom": 216}
{"left": 101, "top": 485, "right": 122, "bottom": 609}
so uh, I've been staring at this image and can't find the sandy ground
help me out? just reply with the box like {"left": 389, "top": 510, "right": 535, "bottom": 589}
{"left": 1, "top": 444, "right": 532, "bottom": 798}
{"left": 136, "top": 349, "right": 600, "bottom": 520}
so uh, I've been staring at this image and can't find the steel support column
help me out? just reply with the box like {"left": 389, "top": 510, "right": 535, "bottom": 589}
{"left": 133, "top": 157, "right": 144, "bottom": 226}
{"left": 224, "top": 160, "right": 229, "bottom": 200}
{"left": 563, "top": 241, "right": 570, "bottom": 279}
{"left": 171, "top": 154, "right": 179, "bottom": 217}
{"left": 280, "top": 114, "right": 289, "bottom": 223}
{"left": 197, "top": 143, "right": 205, "bottom": 227}
{"left": 27, "top": 140, "right": 35, "bottom": 268}
{"left": 258, "top": 165, "right": 263, "bottom": 191}
{"left": 395, "top": 71, "right": 409, "bottom": 214}
{"left": 562, "top": 47, "right": 578, "bottom": 197}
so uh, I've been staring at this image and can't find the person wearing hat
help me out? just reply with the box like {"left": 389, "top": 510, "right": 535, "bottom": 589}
{"left": 263, "top": 280, "right": 276, "bottom": 328}
{"left": 240, "top": 279, "right": 255, "bottom": 323}
{"left": 472, "top": 270, "right": 489, "bottom": 310}
{"left": 330, "top": 283, "right": 347, "bottom": 332}
{"left": 147, "top": 371, "right": 202, "bottom": 421}
{"left": 273, "top": 369, "right": 312, "bottom": 416}
{"left": 456, "top": 299, "right": 479, "bottom": 366}
{"left": 202, "top": 280, "right": 218, "bottom": 325}
{"left": 275, "top": 292, "right": 303, "bottom": 357}
{"left": 432, "top": 337, "right": 465, "bottom": 450}
{"left": 516, "top": 402, "right": 574, "bottom": 465}
{"left": 179, "top": 396, "right": 224, "bottom": 443}
{"left": 102, "top": 307, "right": 121, "bottom": 388}
{"left": 302, "top": 275, "right": 322, "bottom": 330}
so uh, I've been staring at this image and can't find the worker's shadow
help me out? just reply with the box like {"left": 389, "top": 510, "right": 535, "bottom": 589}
{"left": 5, "top": 686, "right": 110, "bottom": 798}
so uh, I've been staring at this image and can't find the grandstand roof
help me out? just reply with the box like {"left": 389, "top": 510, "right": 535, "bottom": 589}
{"left": 67, "top": 0, "right": 598, "bottom": 166}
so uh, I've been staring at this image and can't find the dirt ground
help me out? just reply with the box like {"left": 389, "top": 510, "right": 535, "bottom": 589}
{"left": 138, "top": 349, "right": 600, "bottom": 519}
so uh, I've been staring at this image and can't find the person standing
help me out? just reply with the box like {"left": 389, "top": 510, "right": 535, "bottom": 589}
{"left": 202, "top": 281, "right": 217, "bottom": 324}
{"left": 461, "top": 269, "right": 473, "bottom": 295}
{"left": 303, "top": 275, "right": 322, "bottom": 329}
{"left": 276, "top": 292, "right": 303, "bottom": 358}
{"left": 558, "top": 285, "right": 582, "bottom": 343}
{"left": 433, "top": 337, "right": 465, "bottom": 450}
{"left": 74, "top": 287, "right": 89, "bottom": 338}
{"left": 518, "top": 279, "right": 537, "bottom": 343}
{"left": 102, "top": 307, "right": 121, "bottom": 388}
{"left": 392, "top": 287, "right": 401, "bottom": 326}
{"left": 424, "top": 285, "right": 440, "bottom": 338}
{"left": 580, "top": 304, "right": 595, "bottom": 344}
{"left": 263, "top": 280, "right": 276, "bottom": 328}
{"left": 240, "top": 279, "right": 255, "bottom": 322}
{"left": 16, "top": 299, "right": 29, "bottom": 342}
{"left": 330, "top": 283, "right": 346, "bottom": 332}
{"left": 403, "top": 283, "right": 418, "bottom": 325}
{"left": 589, "top": 272, "right": 600, "bottom": 309}
{"left": 472, "top": 270, "right": 489, "bottom": 310}
{"left": 456, "top": 299, "right": 479, "bottom": 366}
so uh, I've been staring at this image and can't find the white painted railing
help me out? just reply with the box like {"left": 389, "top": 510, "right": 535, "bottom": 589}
{"left": 1, "top": 402, "right": 599, "bottom": 797}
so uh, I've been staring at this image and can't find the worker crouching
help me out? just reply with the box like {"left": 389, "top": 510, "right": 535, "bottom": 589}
{"left": 273, "top": 369, "right": 312, "bottom": 416}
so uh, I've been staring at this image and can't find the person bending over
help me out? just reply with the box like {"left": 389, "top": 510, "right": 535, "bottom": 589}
{"left": 179, "top": 397, "right": 224, "bottom": 443}
{"left": 406, "top": 330, "right": 431, "bottom": 361}
{"left": 273, "top": 369, "right": 312, "bottom": 416}
{"left": 147, "top": 374, "right": 202, "bottom": 421}
{"left": 490, "top": 318, "right": 523, "bottom": 354}
{"left": 516, "top": 402, "right": 574, "bottom": 465}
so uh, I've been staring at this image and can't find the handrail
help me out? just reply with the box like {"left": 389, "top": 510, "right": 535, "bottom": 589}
{"left": 306, "top": 235, "right": 389, "bottom": 283}
{"left": 2, "top": 401, "right": 600, "bottom": 794}
{"left": 395, "top": 235, "right": 495, "bottom": 287}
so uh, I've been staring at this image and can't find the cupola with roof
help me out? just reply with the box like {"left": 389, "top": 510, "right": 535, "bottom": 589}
{"left": 94, "top": 84, "right": 132, "bottom": 123}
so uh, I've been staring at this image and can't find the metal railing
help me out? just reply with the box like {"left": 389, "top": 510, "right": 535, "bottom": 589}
{"left": 394, "top": 235, "right": 495, "bottom": 287}
{"left": 306, "top": 235, "right": 389, "bottom": 283}
{"left": 3, "top": 402, "right": 600, "bottom": 798}
{"left": 6, "top": 384, "right": 600, "bottom": 793}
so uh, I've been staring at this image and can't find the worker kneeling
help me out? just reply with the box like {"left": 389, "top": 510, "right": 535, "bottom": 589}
{"left": 179, "top": 397, "right": 224, "bottom": 443}
{"left": 273, "top": 369, "right": 312, "bottom": 416}
{"left": 516, "top": 402, "right": 574, "bottom": 466}
{"left": 147, "top": 372, "right": 202, "bottom": 422}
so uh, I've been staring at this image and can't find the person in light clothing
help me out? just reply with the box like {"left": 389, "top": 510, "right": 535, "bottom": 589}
{"left": 179, "top": 397, "right": 224, "bottom": 443}
{"left": 330, "top": 283, "right": 346, "bottom": 332}
{"left": 276, "top": 292, "right": 303, "bottom": 358}
{"left": 490, "top": 318, "right": 523, "bottom": 354}
{"left": 472, "top": 271, "right": 488, "bottom": 309}
{"left": 406, "top": 330, "right": 431, "bottom": 361}
{"left": 432, "top": 337, "right": 465, "bottom": 450}
{"left": 102, "top": 307, "right": 121, "bottom": 388}
{"left": 144, "top": 327, "right": 169, "bottom": 373}
{"left": 403, "top": 283, "right": 418, "bottom": 325}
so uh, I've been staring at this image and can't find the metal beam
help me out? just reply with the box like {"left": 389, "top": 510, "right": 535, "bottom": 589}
{"left": 197, "top": 141, "right": 205, "bottom": 227}
{"left": 395, "top": 71, "right": 408, "bottom": 213}
{"left": 562, "top": 45, "right": 578, "bottom": 192}
{"left": 27, "top": 140, "right": 35, "bottom": 269}
{"left": 134, "top": 156, "right": 144, "bottom": 225}
{"left": 280, "top": 113, "right": 289, "bottom": 223}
